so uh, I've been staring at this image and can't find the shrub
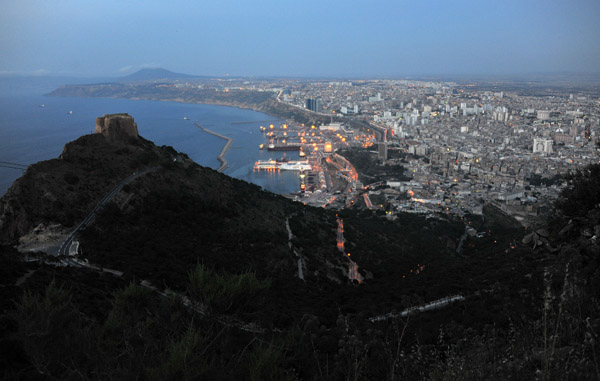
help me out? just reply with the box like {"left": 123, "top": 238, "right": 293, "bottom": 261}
{"left": 555, "top": 163, "right": 600, "bottom": 217}
{"left": 12, "top": 281, "right": 92, "bottom": 377}
{"left": 146, "top": 325, "right": 209, "bottom": 380}
{"left": 187, "top": 264, "right": 270, "bottom": 314}
{"left": 248, "top": 342, "right": 293, "bottom": 381}
{"left": 63, "top": 172, "right": 79, "bottom": 185}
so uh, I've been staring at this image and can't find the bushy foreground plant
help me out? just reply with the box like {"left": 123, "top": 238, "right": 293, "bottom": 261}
{"left": 187, "top": 264, "right": 270, "bottom": 314}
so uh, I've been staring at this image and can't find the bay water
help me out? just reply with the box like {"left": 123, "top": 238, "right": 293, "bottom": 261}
{"left": 0, "top": 91, "right": 301, "bottom": 196}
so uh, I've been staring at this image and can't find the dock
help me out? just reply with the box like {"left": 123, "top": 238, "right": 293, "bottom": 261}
{"left": 194, "top": 122, "right": 233, "bottom": 172}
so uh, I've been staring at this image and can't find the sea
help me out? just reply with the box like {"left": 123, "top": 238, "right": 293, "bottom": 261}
{"left": 0, "top": 85, "right": 302, "bottom": 197}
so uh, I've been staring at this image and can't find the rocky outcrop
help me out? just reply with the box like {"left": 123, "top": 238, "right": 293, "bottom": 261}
{"left": 0, "top": 115, "right": 165, "bottom": 245}
{"left": 522, "top": 228, "right": 556, "bottom": 251}
{"left": 94, "top": 113, "right": 139, "bottom": 140}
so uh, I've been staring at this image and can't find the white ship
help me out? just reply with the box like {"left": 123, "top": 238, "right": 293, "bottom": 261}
{"left": 279, "top": 162, "right": 312, "bottom": 171}
{"left": 254, "top": 159, "right": 278, "bottom": 170}
{"left": 254, "top": 159, "right": 311, "bottom": 171}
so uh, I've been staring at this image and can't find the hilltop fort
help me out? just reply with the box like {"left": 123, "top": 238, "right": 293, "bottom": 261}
{"left": 94, "top": 113, "right": 139, "bottom": 140}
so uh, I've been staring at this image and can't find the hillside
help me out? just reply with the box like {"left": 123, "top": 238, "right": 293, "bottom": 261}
{"left": 0, "top": 114, "right": 355, "bottom": 286}
{"left": 1, "top": 115, "right": 599, "bottom": 379}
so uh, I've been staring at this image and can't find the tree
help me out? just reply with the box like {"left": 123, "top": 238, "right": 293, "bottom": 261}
{"left": 555, "top": 164, "right": 600, "bottom": 217}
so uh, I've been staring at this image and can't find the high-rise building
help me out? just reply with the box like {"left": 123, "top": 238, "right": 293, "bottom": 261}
{"left": 368, "top": 93, "right": 382, "bottom": 102}
{"left": 306, "top": 98, "right": 313, "bottom": 111}
{"left": 306, "top": 98, "right": 322, "bottom": 112}
{"left": 537, "top": 110, "right": 551, "bottom": 120}
{"left": 493, "top": 107, "right": 510, "bottom": 122}
{"left": 533, "top": 138, "right": 553, "bottom": 154}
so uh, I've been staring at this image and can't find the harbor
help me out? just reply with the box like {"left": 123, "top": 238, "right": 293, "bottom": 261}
{"left": 0, "top": 91, "right": 362, "bottom": 199}
{"left": 252, "top": 120, "right": 364, "bottom": 202}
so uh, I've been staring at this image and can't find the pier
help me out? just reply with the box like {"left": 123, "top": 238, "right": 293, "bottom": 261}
{"left": 194, "top": 122, "right": 233, "bottom": 173}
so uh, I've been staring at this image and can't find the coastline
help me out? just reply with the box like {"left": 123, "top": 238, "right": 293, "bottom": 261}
{"left": 46, "top": 87, "right": 339, "bottom": 127}
{"left": 46, "top": 89, "right": 384, "bottom": 141}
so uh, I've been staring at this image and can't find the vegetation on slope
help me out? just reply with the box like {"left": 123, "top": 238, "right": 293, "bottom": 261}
{"left": 2, "top": 132, "right": 600, "bottom": 379}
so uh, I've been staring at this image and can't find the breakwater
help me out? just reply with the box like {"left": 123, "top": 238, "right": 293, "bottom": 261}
{"left": 194, "top": 122, "right": 233, "bottom": 172}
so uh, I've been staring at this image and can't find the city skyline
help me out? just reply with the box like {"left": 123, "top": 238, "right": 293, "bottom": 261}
{"left": 1, "top": 0, "right": 600, "bottom": 78}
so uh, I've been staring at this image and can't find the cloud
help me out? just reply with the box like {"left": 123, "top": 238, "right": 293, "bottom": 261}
{"left": 118, "top": 65, "right": 134, "bottom": 73}
{"left": 0, "top": 70, "right": 21, "bottom": 76}
{"left": 31, "top": 69, "right": 50, "bottom": 76}
{"left": 118, "top": 63, "right": 162, "bottom": 74}
{"left": 0, "top": 69, "right": 52, "bottom": 76}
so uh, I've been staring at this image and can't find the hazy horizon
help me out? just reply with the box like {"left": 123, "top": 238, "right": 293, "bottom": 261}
{"left": 3, "top": 68, "right": 600, "bottom": 81}
{"left": 1, "top": 0, "right": 599, "bottom": 79}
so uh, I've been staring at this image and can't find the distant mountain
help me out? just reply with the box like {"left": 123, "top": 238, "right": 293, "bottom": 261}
{"left": 118, "top": 68, "right": 206, "bottom": 82}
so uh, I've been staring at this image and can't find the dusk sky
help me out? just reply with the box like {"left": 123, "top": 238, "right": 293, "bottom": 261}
{"left": 1, "top": 0, "right": 599, "bottom": 78}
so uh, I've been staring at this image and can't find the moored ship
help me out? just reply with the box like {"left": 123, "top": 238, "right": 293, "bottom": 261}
{"left": 254, "top": 159, "right": 312, "bottom": 171}
{"left": 279, "top": 161, "right": 312, "bottom": 171}
{"left": 267, "top": 143, "right": 302, "bottom": 151}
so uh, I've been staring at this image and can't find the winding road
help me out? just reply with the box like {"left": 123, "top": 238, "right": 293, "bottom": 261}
{"left": 57, "top": 167, "right": 158, "bottom": 260}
